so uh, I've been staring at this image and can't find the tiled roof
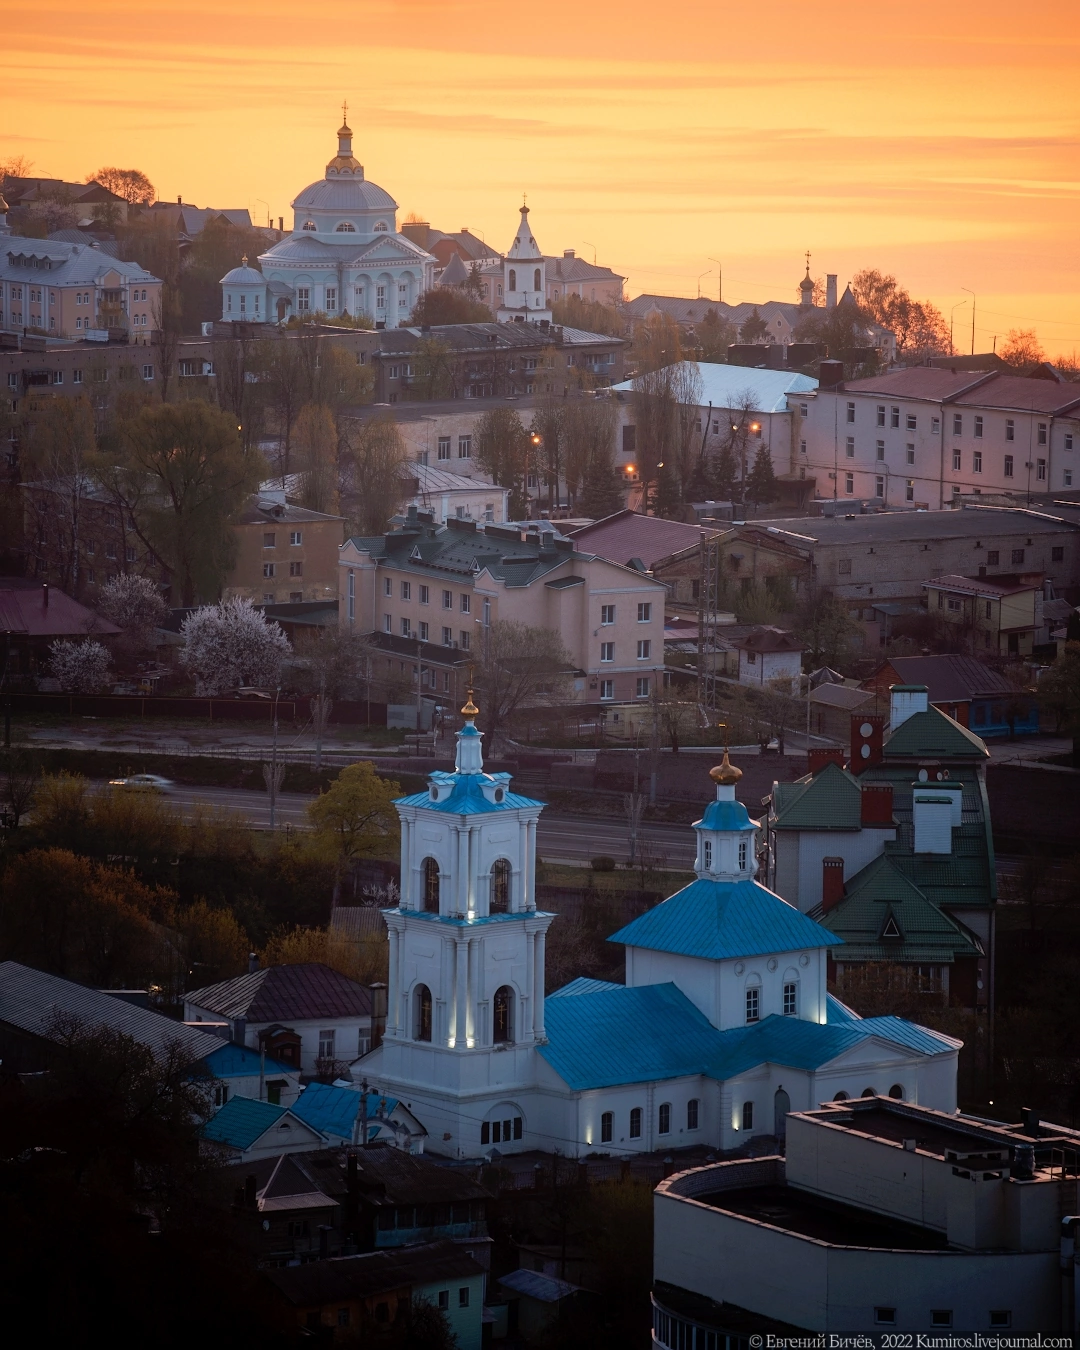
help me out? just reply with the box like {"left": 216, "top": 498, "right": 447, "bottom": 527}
{"left": 609, "top": 876, "right": 843, "bottom": 962}
{"left": 883, "top": 707, "right": 990, "bottom": 760}
{"left": 568, "top": 510, "right": 713, "bottom": 568}
{"left": 820, "top": 854, "right": 982, "bottom": 962}
{"left": 0, "top": 579, "right": 120, "bottom": 639}
{"left": 186, "top": 963, "right": 372, "bottom": 1023}
{"left": 540, "top": 981, "right": 957, "bottom": 1091}
{"left": 874, "top": 655, "right": 1016, "bottom": 702}
{"left": 0, "top": 961, "right": 223, "bottom": 1063}
{"left": 265, "top": 1240, "right": 485, "bottom": 1305}
{"left": 772, "top": 761, "right": 863, "bottom": 830}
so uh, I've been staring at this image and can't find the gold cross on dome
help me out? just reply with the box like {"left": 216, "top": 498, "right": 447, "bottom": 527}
{"left": 805, "top": 249, "right": 811, "bottom": 271}
{"left": 342, "top": 99, "right": 349, "bottom": 124}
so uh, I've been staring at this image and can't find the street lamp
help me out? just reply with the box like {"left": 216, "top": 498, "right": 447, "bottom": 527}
{"left": 961, "top": 288, "right": 976, "bottom": 355}
{"left": 697, "top": 269, "right": 712, "bottom": 299}
{"left": 708, "top": 259, "right": 723, "bottom": 304}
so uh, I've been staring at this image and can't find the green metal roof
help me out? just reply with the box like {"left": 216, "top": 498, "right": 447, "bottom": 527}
{"left": 771, "top": 761, "right": 863, "bottom": 831}
{"left": 820, "top": 854, "right": 982, "bottom": 963}
{"left": 883, "top": 707, "right": 990, "bottom": 760}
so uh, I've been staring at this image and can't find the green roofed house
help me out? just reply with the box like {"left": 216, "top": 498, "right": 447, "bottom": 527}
{"left": 769, "top": 683, "right": 994, "bottom": 1017}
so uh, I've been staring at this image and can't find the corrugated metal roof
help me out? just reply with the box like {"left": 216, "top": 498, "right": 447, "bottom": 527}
{"left": 290, "top": 1081, "right": 395, "bottom": 1141}
{"left": 498, "top": 1269, "right": 581, "bottom": 1302}
{"left": 200, "top": 1096, "right": 319, "bottom": 1149}
{"left": 0, "top": 581, "right": 120, "bottom": 639}
{"left": 0, "top": 961, "right": 223, "bottom": 1063}
{"left": 771, "top": 761, "right": 863, "bottom": 830}
{"left": 186, "top": 963, "right": 372, "bottom": 1023}
{"left": 550, "top": 977, "right": 623, "bottom": 997}
{"left": 609, "top": 877, "right": 842, "bottom": 963}
{"left": 875, "top": 655, "right": 1015, "bottom": 703}
{"left": 204, "top": 1041, "right": 296, "bottom": 1079}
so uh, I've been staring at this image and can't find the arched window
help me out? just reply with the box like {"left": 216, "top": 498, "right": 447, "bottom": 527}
{"left": 833, "top": 1091, "right": 849, "bottom": 1101}
{"left": 422, "top": 857, "right": 440, "bottom": 913}
{"left": 508, "top": 269, "right": 517, "bottom": 293}
{"left": 373, "top": 220, "right": 389, "bottom": 232}
{"left": 335, "top": 222, "right": 356, "bottom": 232}
{"left": 889, "top": 1083, "right": 905, "bottom": 1100}
{"left": 629, "top": 1107, "right": 642, "bottom": 1139}
{"left": 490, "top": 859, "right": 511, "bottom": 913}
{"left": 861, "top": 1087, "right": 876, "bottom": 1098}
{"left": 533, "top": 268, "right": 541, "bottom": 292}
{"left": 600, "top": 1111, "right": 613, "bottom": 1143}
{"left": 413, "top": 984, "right": 432, "bottom": 1042}
{"left": 301, "top": 221, "right": 317, "bottom": 231}
{"left": 745, "top": 983, "right": 760, "bottom": 1024}
{"left": 493, "top": 986, "right": 514, "bottom": 1043}
{"left": 741, "top": 1101, "right": 754, "bottom": 1131}
{"left": 658, "top": 1102, "right": 671, "bottom": 1135}
{"left": 687, "top": 1098, "right": 699, "bottom": 1130}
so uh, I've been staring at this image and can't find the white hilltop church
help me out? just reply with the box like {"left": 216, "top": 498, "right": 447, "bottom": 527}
{"left": 354, "top": 697, "right": 961, "bottom": 1160}
{"left": 220, "top": 115, "right": 557, "bottom": 331}
{"left": 221, "top": 112, "right": 438, "bottom": 328}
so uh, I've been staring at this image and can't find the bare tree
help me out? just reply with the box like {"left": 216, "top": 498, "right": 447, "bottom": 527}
{"left": 88, "top": 167, "right": 155, "bottom": 206}
{"left": 477, "top": 620, "right": 575, "bottom": 747}
{"left": 339, "top": 412, "right": 409, "bottom": 536}
{"left": 292, "top": 403, "right": 339, "bottom": 514}
{"left": 20, "top": 395, "right": 97, "bottom": 597}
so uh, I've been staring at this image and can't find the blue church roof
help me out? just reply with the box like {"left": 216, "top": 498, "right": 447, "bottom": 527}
{"left": 540, "top": 980, "right": 959, "bottom": 1092}
{"left": 396, "top": 778, "right": 544, "bottom": 815}
{"left": 694, "top": 799, "right": 757, "bottom": 832}
{"left": 291, "top": 1081, "right": 399, "bottom": 1140}
{"left": 609, "top": 877, "right": 844, "bottom": 962}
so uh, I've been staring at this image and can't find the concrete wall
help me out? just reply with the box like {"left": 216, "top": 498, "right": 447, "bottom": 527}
{"left": 227, "top": 513, "right": 344, "bottom": 604}
{"left": 773, "top": 824, "right": 895, "bottom": 912}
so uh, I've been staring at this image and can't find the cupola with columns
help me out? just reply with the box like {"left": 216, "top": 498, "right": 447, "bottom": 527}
{"left": 693, "top": 750, "right": 759, "bottom": 881}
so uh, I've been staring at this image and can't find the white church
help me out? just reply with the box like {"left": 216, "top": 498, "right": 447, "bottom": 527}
{"left": 354, "top": 697, "right": 961, "bottom": 1160}
{"left": 220, "top": 115, "right": 560, "bottom": 332}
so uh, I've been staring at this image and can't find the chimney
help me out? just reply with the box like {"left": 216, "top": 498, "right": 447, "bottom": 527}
{"left": 1021, "top": 1107, "right": 1040, "bottom": 1138}
{"left": 278, "top": 216, "right": 283, "bottom": 232}
{"left": 42, "top": 581, "right": 49, "bottom": 609}
{"left": 889, "top": 683, "right": 928, "bottom": 731}
{"left": 818, "top": 359, "right": 844, "bottom": 388}
{"left": 247, "top": 950, "right": 259, "bottom": 974}
{"left": 850, "top": 714, "right": 884, "bottom": 771}
{"left": 822, "top": 858, "right": 845, "bottom": 912}
{"left": 826, "top": 274, "right": 838, "bottom": 310}
{"left": 912, "top": 787, "right": 953, "bottom": 854}
{"left": 860, "top": 783, "right": 893, "bottom": 825}
{"left": 564, "top": 248, "right": 575, "bottom": 259}
{"left": 177, "top": 194, "right": 182, "bottom": 205}
{"left": 808, "top": 748, "right": 845, "bottom": 775}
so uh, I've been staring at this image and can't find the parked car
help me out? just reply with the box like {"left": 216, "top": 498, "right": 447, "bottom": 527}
{"left": 107, "top": 774, "right": 174, "bottom": 792}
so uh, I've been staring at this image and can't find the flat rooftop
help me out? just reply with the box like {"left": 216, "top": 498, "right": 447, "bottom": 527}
{"left": 700, "top": 1183, "right": 949, "bottom": 1250}
{"left": 752, "top": 505, "right": 1080, "bottom": 546}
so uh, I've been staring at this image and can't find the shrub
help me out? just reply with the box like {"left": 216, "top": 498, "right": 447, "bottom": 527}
{"left": 591, "top": 855, "right": 616, "bottom": 872}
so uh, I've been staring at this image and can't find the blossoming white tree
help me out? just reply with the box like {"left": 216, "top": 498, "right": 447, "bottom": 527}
{"left": 98, "top": 574, "right": 168, "bottom": 648}
{"left": 47, "top": 638, "right": 113, "bottom": 693}
{"left": 180, "top": 597, "right": 291, "bottom": 695}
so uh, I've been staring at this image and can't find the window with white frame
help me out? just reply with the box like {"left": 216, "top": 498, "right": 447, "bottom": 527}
{"left": 318, "top": 1029, "right": 335, "bottom": 1060}
{"left": 458, "top": 435, "right": 471, "bottom": 459}
{"left": 745, "top": 986, "right": 759, "bottom": 1023}
{"left": 845, "top": 472, "right": 854, "bottom": 494}
{"left": 845, "top": 437, "right": 855, "bottom": 458}
{"left": 876, "top": 405, "right": 885, "bottom": 427}
{"left": 437, "top": 437, "right": 451, "bottom": 460}
{"left": 601, "top": 604, "right": 615, "bottom": 624}
{"left": 783, "top": 982, "right": 797, "bottom": 1016}
{"left": 906, "top": 444, "right": 915, "bottom": 464}
{"left": 703, "top": 839, "right": 712, "bottom": 869}
{"left": 635, "top": 677, "right": 650, "bottom": 698}
{"left": 637, "top": 602, "right": 651, "bottom": 622}
{"left": 906, "top": 480, "right": 915, "bottom": 501}
{"left": 599, "top": 679, "right": 614, "bottom": 699}
{"left": 384, "top": 576, "right": 393, "bottom": 596}
{"left": 419, "top": 621, "right": 429, "bottom": 641}
{"left": 459, "top": 631, "right": 470, "bottom": 650}
{"left": 875, "top": 439, "right": 885, "bottom": 459}
{"left": 1005, "top": 418, "right": 1015, "bottom": 441}
{"left": 973, "top": 451, "right": 982, "bottom": 473}
{"left": 1037, "top": 458, "right": 1047, "bottom": 480}
{"left": 1004, "top": 455, "right": 1014, "bottom": 477}
{"left": 460, "top": 593, "right": 470, "bottom": 614}
{"left": 384, "top": 614, "right": 392, "bottom": 633}
{"left": 600, "top": 642, "right": 614, "bottom": 662}
{"left": 846, "top": 402, "right": 855, "bottom": 423}
{"left": 952, "top": 450, "right": 961, "bottom": 471}
{"left": 442, "top": 626, "right": 453, "bottom": 645}
{"left": 875, "top": 475, "right": 885, "bottom": 497}
{"left": 738, "top": 838, "right": 748, "bottom": 868}
{"left": 906, "top": 413, "right": 916, "bottom": 431}
{"left": 637, "top": 639, "right": 651, "bottom": 659}
{"left": 974, "top": 416, "right": 984, "bottom": 438}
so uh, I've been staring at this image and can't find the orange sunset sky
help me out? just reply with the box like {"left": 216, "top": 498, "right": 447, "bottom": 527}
{"left": 3, "top": 0, "right": 1079, "bottom": 355}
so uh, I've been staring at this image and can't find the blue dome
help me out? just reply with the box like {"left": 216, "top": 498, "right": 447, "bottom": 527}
{"left": 220, "top": 264, "right": 264, "bottom": 285}
{"left": 694, "top": 799, "right": 756, "bottom": 832}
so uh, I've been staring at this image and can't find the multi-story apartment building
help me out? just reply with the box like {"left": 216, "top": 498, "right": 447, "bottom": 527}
{"left": 226, "top": 490, "right": 345, "bottom": 605}
{"left": 799, "top": 368, "right": 1080, "bottom": 508}
{"left": 339, "top": 508, "right": 666, "bottom": 706}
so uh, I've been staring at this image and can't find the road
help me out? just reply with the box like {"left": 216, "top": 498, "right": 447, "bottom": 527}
{"left": 112, "top": 782, "right": 697, "bottom": 867}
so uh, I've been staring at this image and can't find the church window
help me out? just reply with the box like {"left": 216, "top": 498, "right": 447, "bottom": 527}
{"left": 833, "top": 1091, "right": 849, "bottom": 1101}
{"left": 783, "top": 982, "right": 797, "bottom": 1016}
{"left": 508, "top": 269, "right": 517, "bottom": 293}
{"left": 227, "top": 295, "right": 233, "bottom": 312}
{"left": 703, "top": 840, "right": 712, "bottom": 869}
{"left": 493, "top": 986, "right": 514, "bottom": 1043}
{"left": 326, "top": 288, "right": 336, "bottom": 312}
{"left": 297, "top": 288, "right": 310, "bottom": 313}
{"left": 413, "top": 985, "right": 432, "bottom": 1042}
{"left": 422, "top": 857, "right": 440, "bottom": 912}
{"left": 861, "top": 1087, "right": 876, "bottom": 1098}
{"left": 490, "top": 859, "right": 511, "bottom": 913}
{"left": 889, "top": 1084, "right": 904, "bottom": 1100}
{"left": 738, "top": 839, "right": 748, "bottom": 869}
{"left": 687, "top": 1099, "right": 699, "bottom": 1130}
{"left": 658, "top": 1103, "right": 671, "bottom": 1135}
{"left": 534, "top": 268, "right": 541, "bottom": 292}
{"left": 335, "top": 222, "right": 356, "bottom": 232}
{"left": 745, "top": 986, "right": 759, "bottom": 1023}
{"left": 374, "top": 221, "right": 389, "bottom": 232}
{"left": 239, "top": 295, "right": 246, "bottom": 312}
{"left": 302, "top": 221, "right": 317, "bottom": 231}
{"left": 741, "top": 1101, "right": 754, "bottom": 1131}
{"left": 600, "top": 1112, "right": 613, "bottom": 1143}
{"left": 629, "top": 1107, "right": 642, "bottom": 1139}
{"left": 376, "top": 285, "right": 386, "bottom": 308}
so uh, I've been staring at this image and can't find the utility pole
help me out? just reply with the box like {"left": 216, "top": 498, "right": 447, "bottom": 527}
{"left": 962, "top": 288, "right": 976, "bottom": 355}
{"left": 709, "top": 258, "right": 723, "bottom": 304}
{"left": 263, "top": 686, "right": 284, "bottom": 831}
{"left": 950, "top": 300, "right": 967, "bottom": 357}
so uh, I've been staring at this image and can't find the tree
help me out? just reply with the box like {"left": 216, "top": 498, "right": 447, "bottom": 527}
{"left": 745, "top": 442, "right": 778, "bottom": 507}
{"left": 578, "top": 444, "right": 623, "bottom": 519}
{"left": 999, "top": 328, "right": 1046, "bottom": 371}
{"left": 477, "top": 620, "right": 575, "bottom": 746}
{"left": 630, "top": 312, "right": 684, "bottom": 378}
{"left": 292, "top": 402, "right": 339, "bottom": 514}
{"left": 261, "top": 922, "right": 388, "bottom": 987}
{"left": 104, "top": 400, "right": 264, "bottom": 605}
{"left": 630, "top": 358, "right": 701, "bottom": 504}
{"left": 180, "top": 598, "right": 291, "bottom": 695}
{"left": 47, "top": 638, "right": 112, "bottom": 693}
{"left": 340, "top": 412, "right": 410, "bottom": 535}
{"left": 0, "top": 154, "right": 33, "bottom": 183}
{"left": 88, "top": 166, "right": 155, "bottom": 205}
{"left": 475, "top": 407, "right": 530, "bottom": 517}
{"left": 307, "top": 762, "right": 401, "bottom": 907}
{"left": 1039, "top": 641, "right": 1080, "bottom": 760}
{"left": 411, "top": 337, "right": 457, "bottom": 400}
{"left": 0, "top": 750, "right": 40, "bottom": 828}
{"left": 174, "top": 900, "right": 250, "bottom": 988}
{"left": 793, "top": 588, "right": 861, "bottom": 671}
{"left": 739, "top": 308, "right": 768, "bottom": 343}
{"left": 289, "top": 625, "right": 379, "bottom": 701}
{"left": 850, "top": 268, "right": 949, "bottom": 362}
{"left": 531, "top": 395, "right": 566, "bottom": 511}
{"left": 99, "top": 573, "right": 168, "bottom": 659}
{"left": 695, "top": 307, "right": 737, "bottom": 362}
{"left": 409, "top": 288, "right": 492, "bottom": 326}
{"left": 19, "top": 394, "right": 98, "bottom": 598}
{"left": 552, "top": 294, "right": 624, "bottom": 337}
{"left": 562, "top": 396, "right": 615, "bottom": 509}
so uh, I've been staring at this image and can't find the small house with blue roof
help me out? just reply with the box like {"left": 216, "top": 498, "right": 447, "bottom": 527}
{"left": 353, "top": 697, "right": 960, "bottom": 1160}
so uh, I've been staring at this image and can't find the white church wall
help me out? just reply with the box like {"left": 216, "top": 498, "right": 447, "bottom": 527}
{"left": 715, "top": 949, "right": 827, "bottom": 1032}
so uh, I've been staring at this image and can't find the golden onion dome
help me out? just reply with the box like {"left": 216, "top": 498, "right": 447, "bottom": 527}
{"left": 460, "top": 689, "right": 479, "bottom": 718}
{"left": 709, "top": 749, "right": 742, "bottom": 786}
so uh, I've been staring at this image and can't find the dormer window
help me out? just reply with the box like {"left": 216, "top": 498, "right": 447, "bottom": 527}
{"left": 301, "top": 221, "right": 317, "bottom": 231}
{"left": 373, "top": 221, "right": 389, "bottom": 232}
{"left": 335, "top": 222, "right": 356, "bottom": 232}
